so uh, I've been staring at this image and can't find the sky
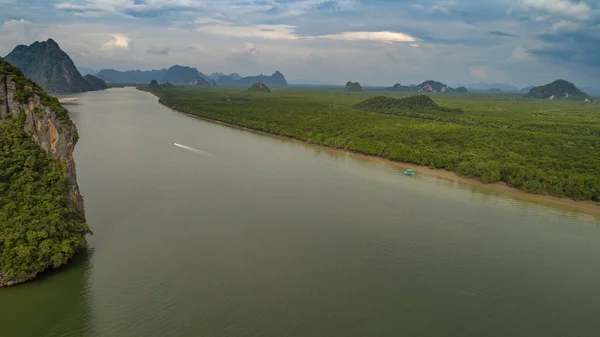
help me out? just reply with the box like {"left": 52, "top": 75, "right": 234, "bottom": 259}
{"left": 0, "top": 0, "right": 598, "bottom": 87}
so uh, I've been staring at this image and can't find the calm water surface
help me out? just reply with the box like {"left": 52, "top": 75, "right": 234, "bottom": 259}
{"left": 2, "top": 88, "right": 600, "bottom": 337}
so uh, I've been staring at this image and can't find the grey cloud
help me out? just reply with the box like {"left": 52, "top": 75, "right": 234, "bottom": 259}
{"left": 533, "top": 25, "right": 600, "bottom": 67}
{"left": 530, "top": 48, "right": 577, "bottom": 62}
{"left": 146, "top": 45, "right": 170, "bottom": 55}
{"left": 2, "top": 0, "right": 598, "bottom": 88}
{"left": 489, "top": 30, "right": 516, "bottom": 37}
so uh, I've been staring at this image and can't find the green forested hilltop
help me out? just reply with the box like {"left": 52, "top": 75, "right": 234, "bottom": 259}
{"left": 1, "top": 58, "right": 89, "bottom": 286}
{"left": 0, "top": 116, "right": 89, "bottom": 285}
{"left": 142, "top": 86, "right": 600, "bottom": 201}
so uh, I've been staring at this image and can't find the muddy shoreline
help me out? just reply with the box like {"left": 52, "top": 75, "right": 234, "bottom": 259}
{"left": 144, "top": 91, "right": 600, "bottom": 219}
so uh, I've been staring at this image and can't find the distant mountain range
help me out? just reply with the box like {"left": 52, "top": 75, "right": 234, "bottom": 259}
{"left": 4, "top": 39, "right": 107, "bottom": 93}
{"left": 457, "top": 82, "right": 521, "bottom": 92}
{"left": 96, "top": 68, "right": 168, "bottom": 84}
{"left": 161, "top": 65, "right": 215, "bottom": 86}
{"left": 210, "top": 72, "right": 242, "bottom": 81}
{"left": 96, "top": 67, "right": 287, "bottom": 87}
{"left": 524, "top": 80, "right": 592, "bottom": 101}
{"left": 520, "top": 85, "right": 536, "bottom": 93}
{"left": 387, "top": 80, "right": 467, "bottom": 93}
{"left": 78, "top": 67, "right": 98, "bottom": 76}
{"left": 215, "top": 71, "right": 287, "bottom": 87}
{"left": 454, "top": 82, "right": 556, "bottom": 93}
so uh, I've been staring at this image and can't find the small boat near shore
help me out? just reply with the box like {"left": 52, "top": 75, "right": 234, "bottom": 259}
{"left": 404, "top": 169, "right": 414, "bottom": 176}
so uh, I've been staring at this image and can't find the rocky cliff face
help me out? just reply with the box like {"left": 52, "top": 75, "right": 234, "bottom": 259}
{"left": 0, "top": 63, "right": 84, "bottom": 214}
{"left": 1, "top": 58, "right": 89, "bottom": 287}
{"left": 5, "top": 39, "right": 96, "bottom": 93}
{"left": 524, "top": 79, "right": 591, "bottom": 101}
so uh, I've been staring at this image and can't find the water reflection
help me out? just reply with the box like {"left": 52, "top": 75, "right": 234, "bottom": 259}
{"left": 0, "top": 249, "right": 93, "bottom": 337}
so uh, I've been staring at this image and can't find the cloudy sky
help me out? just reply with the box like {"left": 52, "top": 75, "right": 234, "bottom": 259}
{"left": 0, "top": 0, "right": 598, "bottom": 87}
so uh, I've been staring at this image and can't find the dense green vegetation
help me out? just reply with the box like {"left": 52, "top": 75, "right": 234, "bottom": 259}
{"left": 248, "top": 82, "right": 271, "bottom": 93}
{"left": 1, "top": 58, "right": 77, "bottom": 137}
{"left": 0, "top": 113, "right": 90, "bottom": 285}
{"left": 143, "top": 86, "right": 600, "bottom": 201}
{"left": 525, "top": 79, "right": 591, "bottom": 101}
{"left": 149, "top": 79, "right": 162, "bottom": 91}
{"left": 345, "top": 82, "right": 363, "bottom": 92}
{"left": 356, "top": 95, "right": 463, "bottom": 113}
{"left": 83, "top": 74, "right": 107, "bottom": 91}
{"left": 1, "top": 57, "right": 89, "bottom": 286}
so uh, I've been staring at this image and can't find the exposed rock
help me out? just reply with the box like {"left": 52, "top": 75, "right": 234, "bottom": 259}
{"left": 4, "top": 39, "right": 99, "bottom": 93}
{"left": 1, "top": 57, "right": 89, "bottom": 286}
{"left": 248, "top": 82, "right": 271, "bottom": 93}
{"left": 387, "top": 80, "right": 463, "bottom": 93}
{"left": 0, "top": 58, "right": 84, "bottom": 213}
{"left": 524, "top": 80, "right": 591, "bottom": 101}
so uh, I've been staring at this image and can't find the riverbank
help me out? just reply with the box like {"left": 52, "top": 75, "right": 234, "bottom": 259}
{"left": 139, "top": 89, "right": 600, "bottom": 218}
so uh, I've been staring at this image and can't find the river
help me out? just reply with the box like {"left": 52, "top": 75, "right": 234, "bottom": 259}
{"left": 2, "top": 88, "right": 600, "bottom": 337}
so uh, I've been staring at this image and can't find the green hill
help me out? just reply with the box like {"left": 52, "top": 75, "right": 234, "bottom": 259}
{"left": 149, "top": 79, "right": 161, "bottom": 91}
{"left": 248, "top": 82, "right": 271, "bottom": 93}
{"left": 524, "top": 80, "right": 591, "bottom": 101}
{"left": 345, "top": 81, "right": 363, "bottom": 92}
{"left": 356, "top": 95, "right": 462, "bottom": 112}
{"left": 83, "top": 74, "right": 107, "bottom": 90}
{"left": 1, "top": 57, "right": 89, "bottom": 286}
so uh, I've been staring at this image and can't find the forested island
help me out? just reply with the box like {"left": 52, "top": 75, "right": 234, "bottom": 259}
{"left": 0, "top": 58, "right": 89, "bottom": 286}
{"left": 141, "top": 85, "right": 600, "bottom": 202}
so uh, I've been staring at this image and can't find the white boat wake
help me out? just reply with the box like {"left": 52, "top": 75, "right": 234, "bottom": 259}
{"left": 172, "top": 142, "right": 216, "bottom": 157}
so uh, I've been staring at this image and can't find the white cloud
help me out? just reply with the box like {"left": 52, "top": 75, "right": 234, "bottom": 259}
{"left": 318, "top": 31, "right": 417, "bottom": 43}
{"left": 197, "top": 24, "right": 417, "bottom": 44}
{"left": 198, "top": 24, "right": 300, "bottom": 40}
{"left": 550, "top": 19, "right": 585, "bottom": 32}
{"left": 55, "top": 0, "right": 207, "bottom": 15}
{"left": 102, "top": 34, "right": 130, "bottom": 48}
{"left": 1, "top": 19, "right": 37, "bottom": 40}
{"left": 470, "top": 65, "right": 488, "bottom": 79}
{"left": 195, "top": 17, "right": 233, "bottom": 26}
{"left": 231, "top": 42, "right": 258, "bottom": 55}
{"left": 430, "top": 0, "right": 457, "bottom": 14}
{"left": 0, "top": 19, "right": 39, "bottom": 55}
{"left": 521, "top": 0, "right": 591, "bottom": 20}
{"left": 507, "top": 46, "right": 532, "bottom": 61}
{"left": 411, "top": 0, "right": 457, "bottom": 14}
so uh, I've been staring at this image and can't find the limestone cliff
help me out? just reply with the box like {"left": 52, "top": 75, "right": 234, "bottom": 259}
{"left": 0, "top": 57, "right": 88, "bottom": 287}
{"left": 4, "top": 39, "right": 99, "bottom": 93}
{"left": 0, "top": 64, "right": 84, "bottom": 213}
